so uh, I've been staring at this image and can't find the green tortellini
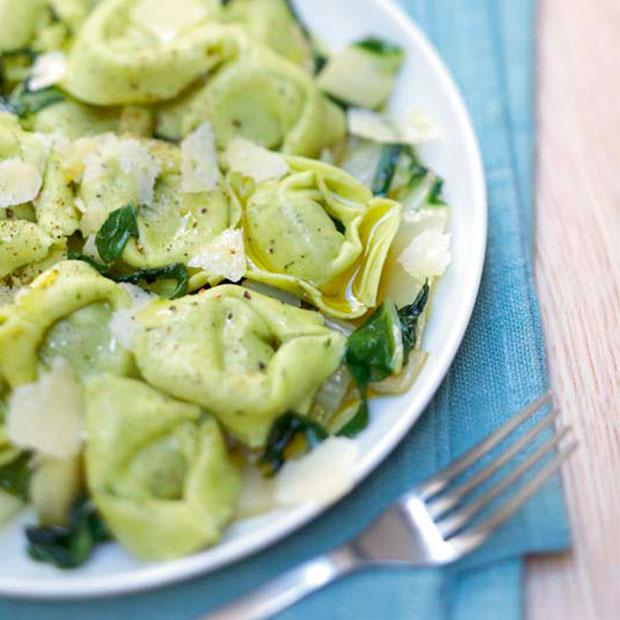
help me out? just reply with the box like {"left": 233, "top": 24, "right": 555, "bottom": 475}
{"left": 39, "top": 302, "right": 136, "bottom": 380}
{"left": 132, "top": 285, "right": 347, "bottom": 447}
{"left": 156, "top": 45, "right": 345, "bottom": 156}
{"left": 0, "top": 220, "right": 53, "bottom": 279}
{"left": 221, "top": 0, "right": 311, "bottom": 69}
{"left": 85, "top": 375, "right": 239, "bottom": 560}
{"left": 0, "top": 0, "right": 46, "bottom": 52}
{"left": 0, "top": 260, "right": 130, "bottom": 387}
{"left": 239, "top": 157, "right": 402, "bottom": 318}
{"left": 65, "top": 0, "right": 236, "bottom": 105}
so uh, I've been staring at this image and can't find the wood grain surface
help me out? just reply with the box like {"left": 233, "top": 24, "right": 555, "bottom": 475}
{"left": 526, "top": 0, "right": 620, "bottom": 618}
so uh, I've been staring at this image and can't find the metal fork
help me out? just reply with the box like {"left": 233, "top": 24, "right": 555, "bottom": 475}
{"left": 203, "top": 393, "right": 575, "bottom": 620}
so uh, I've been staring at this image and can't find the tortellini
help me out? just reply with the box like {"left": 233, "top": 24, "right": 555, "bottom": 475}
{"left": 41, "top": 134, "right": 238, "bottom": 271}
{"left": 85, "top": 375, "right": 239, "bottom": 560}
{"left": 0, "top": 220, "right": 53, "bottom": 279}
{"left": 132, "top": 285, "right": 347, "bottom": 447}
{"left": 0, "top": 0, "right": 46, "bottom": 52}
{"left": 221, "top": 0, "right": 311, "bottom": 69}
{"left": 0, "top": 260, "right": 130, "bottom": 387}
{"left": 239, "top": 158, "right": 402, "bottom": 318}
{"left": 156, "top": 45, "right": 345, "bottom": 156}
{"left": 65, "top": 0, "right": 237, "bottom": 105}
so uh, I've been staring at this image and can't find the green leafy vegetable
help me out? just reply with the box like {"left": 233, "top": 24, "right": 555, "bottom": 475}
{"left": 0, "top": 452, "right": 31, "bottom": 502}
{"left": 113, "top": 264, "right": 189, "bottom": 299}
{"left": 337, "top": 399, "right": 369, "bottom": 439}
{"left": 355, "top": 37, "right": 404, "bottom": 57}
{"left": 66, "top": 251, "right": 108, "bottom": 274}
{"left": 340, "top": 301, "right": 404, "bottom": 436}
{"left": 95, "top": 205, "right": 139, "bottom": 263}
{"left": 371, "top": 144, "right": 403, "bottom": 197}
{"left": 26, "top": 496, "right": 110, "bottom": 570}
{"left": 8, "top": 86, "right": 65, "bottom": 118}
{"left": 260, "top": 412, "right": 328, "bottom": 476}
{"left": 399, "top": 281, "right": 430, "bottom": 358}
{"left": 344, "top": 301, "right": 403, "bottom": 387}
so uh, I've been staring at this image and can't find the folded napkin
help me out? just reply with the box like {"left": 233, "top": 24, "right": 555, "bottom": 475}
{"left": 0, "top": 1, "right": 569, "bottom": 618}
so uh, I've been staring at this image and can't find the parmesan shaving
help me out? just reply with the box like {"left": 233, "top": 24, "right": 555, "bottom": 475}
{"left": 398, "top": 230, "right": 452, "bottom": 279}
{"left": 108, "top": 283, "right": 155, "bottom": 350}
{"left": 181, "top": 122, "right": 221, "bottom": 193}
{"left": 223, "top": 137, "right": 289, "bottom": 184}
{"left": 7, "top": 358, "right": 84, "bottom": 459}
{"left": 274, "top": 438, "right": 359, "bottom": 506}
{"left": 189, "top": 228, "right": 246, "bottom": 282}
{"left": 0, "top": 158, "right": 43, "bottom": 208}
{"left": 28, "top": 51, "right": 68, "bottom": 91}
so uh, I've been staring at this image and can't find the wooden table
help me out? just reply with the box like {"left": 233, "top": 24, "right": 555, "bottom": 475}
{"left": 526, "top": 0, "right": 620, "bottom": 617}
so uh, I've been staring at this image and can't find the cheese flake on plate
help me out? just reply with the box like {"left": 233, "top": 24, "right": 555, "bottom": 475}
{"left": 274, "top": 437, "right": 359, "bottom": 506}
{"left": 7, "top": 358, "right": 84, "bottom": 459}
{"left": 28, "top": 51, "right": 68, "bottom": 91}
{"left": 181, "top": 122, "right": 221, "bottom": 193}
{"left": 189, "top": 228, "right": 246, "bottom": 282}
{"left": 223, "top": 137, "right": 289, "bottom": 184}
{"left": 0, "top": 158, "right": 43, "bottom": 208}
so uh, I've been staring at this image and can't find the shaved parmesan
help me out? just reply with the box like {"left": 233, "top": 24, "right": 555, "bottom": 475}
{"left": 108, "top": 283, "right": 154, "bottom": 350}
{"left": 274, "top": 438, "right": 358, "bottom": 506}
{"left": 189, "top": 228, "right": 246, "bottom": 282}
{"left": 181, "top": 122, "right": 221, "bottom": 193}
{"left": 347, "top": 108, "right": 399, "bottom": 143}
{"left": 29, "top": 51, "right": 68, "bottom": 92}
{"left": 224, "top": 137, "right": 288, "bottom": 184}
{"left": 347, "top": 108, "right": 440, "bottom": 146}
{"left": 131, "top": 0, "right": 209, "bottom": 43}
{"left": 236, "top": 465, "right": 276, "bottom": 519}
{"left": 0, "top": 158, "right": 42, "bottom": 208}
{"left": 7, "top": 358, "right": 84, "bottom": 459}
{"left": 398, "top": 230, "right": 452, "bottom": 279}
{"left": 82, "top": 234, "right": 103, "bottom": 263}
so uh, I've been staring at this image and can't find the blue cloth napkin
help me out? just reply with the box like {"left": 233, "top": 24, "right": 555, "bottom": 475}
{"left": 0, "top": 0, "right": 570, "bottom": 618}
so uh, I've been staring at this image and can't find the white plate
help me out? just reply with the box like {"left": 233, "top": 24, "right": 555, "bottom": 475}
{"left": 0, "top": 0, "right": 486, "bottom": 599}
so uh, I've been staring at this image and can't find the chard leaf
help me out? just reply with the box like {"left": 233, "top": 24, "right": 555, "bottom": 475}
{"left": 95, "top": 205, "right": 139, "bottom": 263}
{"left": 344, "top": 300, "right": 402, "bottom": 387}
{"left": 113, "top": 263, "right": 189, "bottom": 299}
{"left": 355, "top": 37, "right": 404, "bottom": 57}
{"left": 26, "top": 496, "right": 110, "bottom": 570}
{"left": 371, "top": 144, "right": 403, "bottom": 197}
{"left": 337, "top": 399, "right": 369, "bottom": 438}
{"left": 0, "top": 452, "right": 31, "bottom": 502}
{"left": 260, "top": 412, "right": 328, "bottom": 476}
{"left": 8, "top": 86, "right": 64, "bottom": 117}
{"left": 399, "top": 281, "right": 430, "bottom": 358}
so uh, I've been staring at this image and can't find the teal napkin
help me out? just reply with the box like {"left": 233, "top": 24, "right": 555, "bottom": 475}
{"left": 0, "top": 0, "right": 569, "bottom": 618}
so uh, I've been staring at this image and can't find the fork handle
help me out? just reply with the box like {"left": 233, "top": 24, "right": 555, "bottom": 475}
{"left": 201, "top": 545, "right": 364, "bottom": 620}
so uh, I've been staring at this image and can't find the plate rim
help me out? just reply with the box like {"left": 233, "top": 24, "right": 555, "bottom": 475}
{"left": 0, "top": 0, "right": 487, "bottom": 600}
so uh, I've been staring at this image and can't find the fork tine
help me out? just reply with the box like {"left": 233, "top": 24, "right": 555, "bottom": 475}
{"left": 438, "top": 426, "right": 572, "bottom": 538}
{"left": 449, "top": 440, "right": 577, "bottom": 555}
{"left": 427, "top": 408, "right": 559, "bottom": 519}
{"left": 416, "top": 392, "right": 553, "bottom": 499}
